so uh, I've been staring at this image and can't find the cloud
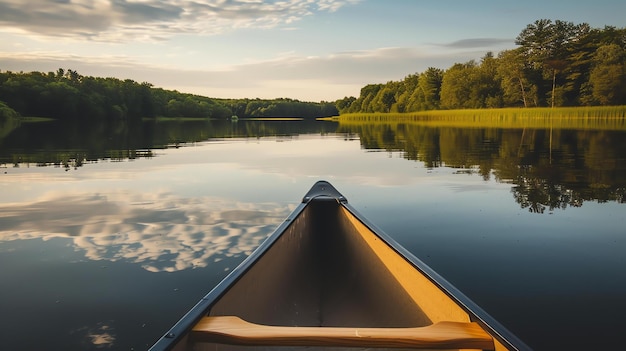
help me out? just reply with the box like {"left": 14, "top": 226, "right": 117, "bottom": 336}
{"left": 0, "top": 0, "right": 115, "bottom": 35}
{"left": 0, "top": 0, "right": 361, "bottom": 41}
{"left": 442, "top": 38, "right": 513, "bottom": 49}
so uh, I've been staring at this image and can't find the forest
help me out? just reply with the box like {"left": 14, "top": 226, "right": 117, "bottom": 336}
{"left": 337, "top": 19, "right": 626, "bottom": 113}
{"left": 0, "top": 69, "right": 338, "bottom": 122}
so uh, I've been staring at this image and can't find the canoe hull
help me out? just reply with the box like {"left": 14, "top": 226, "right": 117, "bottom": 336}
{"left": 150, "top": 181, "right": 531, "bottom": 351}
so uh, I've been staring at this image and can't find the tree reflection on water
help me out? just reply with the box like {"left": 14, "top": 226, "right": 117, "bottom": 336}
{"left": 339, "top": 123, "right": 626, "bottom": 212}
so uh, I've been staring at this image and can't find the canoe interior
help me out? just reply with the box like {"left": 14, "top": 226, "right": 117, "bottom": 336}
{"left": 210, "top": 200, "right": 439, "bottom": 327}
{"left": 171, "top": 199, "right": 491, "bottom": 351}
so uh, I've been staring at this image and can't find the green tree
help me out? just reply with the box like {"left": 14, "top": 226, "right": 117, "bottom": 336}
{"left": 40, "top": 81, "right": 80, "bottom": 118}
{"left": 335, "top": 96, "right": 356, "bottom": 113}
{"left": 393, "top": 73, "right": 419, "bottom": 112}
{"left": 475, "top": 52, "right": 503, "bottom": 108}
{"left": 356, "top": 84, "right": 383, "bottom": 112}
{"left": 370, "top": 84, "right": 397, "bottom": 112}
{"left": 589, "top": 44, "right": 626, "bottom": 105}
{"left": 516, "top": 19, "right": 590, "bottom": 107}
{"left": 409, "top": 67, "right": 443, "bottom": 111}
{"left": 440, "top": 61, "right": 478, "bottom": 109}
{"left": 515, "top": 19, "right": 556, "bottom": 67}
{"left": 497, "top": 49, "right": 531, "bottom": 107}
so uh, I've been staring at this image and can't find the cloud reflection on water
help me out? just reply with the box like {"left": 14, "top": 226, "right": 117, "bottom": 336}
{"left": 0, "top": 191, "right": 293, "bottom": 272}
{"left": 77, "top": 322, "right": 116, "bottom": 349}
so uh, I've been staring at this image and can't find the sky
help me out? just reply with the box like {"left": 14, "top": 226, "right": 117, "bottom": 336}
{"left": 1, "top": 0, "right": 625, "bottom": 102}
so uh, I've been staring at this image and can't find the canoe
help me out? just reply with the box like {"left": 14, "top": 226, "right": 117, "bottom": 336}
{"left": 149, "top": 181, "right": 531, "bottom": 351}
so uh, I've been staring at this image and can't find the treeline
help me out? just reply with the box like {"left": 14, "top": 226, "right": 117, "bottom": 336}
{"left": 337, "top": 19, "right": 626, "bottom": 113}
{"left": 0, "top": 69, "right": 337, "bottom": 122}
{"left": 220, "top": 98, "right": 338, "bottom": 119}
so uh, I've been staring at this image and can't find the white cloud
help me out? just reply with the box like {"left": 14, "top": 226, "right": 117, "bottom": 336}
{"left": 442, "top": 38, "right": 514, "bottom": 49}
{"left": 0, "top": 0, "right": 361, "bottom": 42}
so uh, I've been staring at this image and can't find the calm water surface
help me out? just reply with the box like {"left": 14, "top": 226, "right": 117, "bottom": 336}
{"left": 1, "top": 119, "right": 625, "bottom": 350}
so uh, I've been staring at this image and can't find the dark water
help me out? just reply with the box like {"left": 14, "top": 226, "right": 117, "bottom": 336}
{"left": 1, "top": 118, "right": 625, "bottom": 350}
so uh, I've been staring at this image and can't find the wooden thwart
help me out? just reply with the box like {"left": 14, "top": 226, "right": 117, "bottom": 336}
{"left": 191, "top": 316, "right": 495, "bottom": 349}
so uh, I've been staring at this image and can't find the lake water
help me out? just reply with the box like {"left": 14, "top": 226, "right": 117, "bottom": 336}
{"left": 1, "top": 118, "right": 625, "bottom": 350}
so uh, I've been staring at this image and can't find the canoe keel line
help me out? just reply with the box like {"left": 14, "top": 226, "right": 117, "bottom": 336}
{"left": 149, "top": 181, "right": 531, "bottom": 351}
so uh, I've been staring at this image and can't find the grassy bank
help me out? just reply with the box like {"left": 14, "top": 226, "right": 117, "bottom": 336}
{"left": 335, "top": 106, "right": 626, "bottom": 130}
